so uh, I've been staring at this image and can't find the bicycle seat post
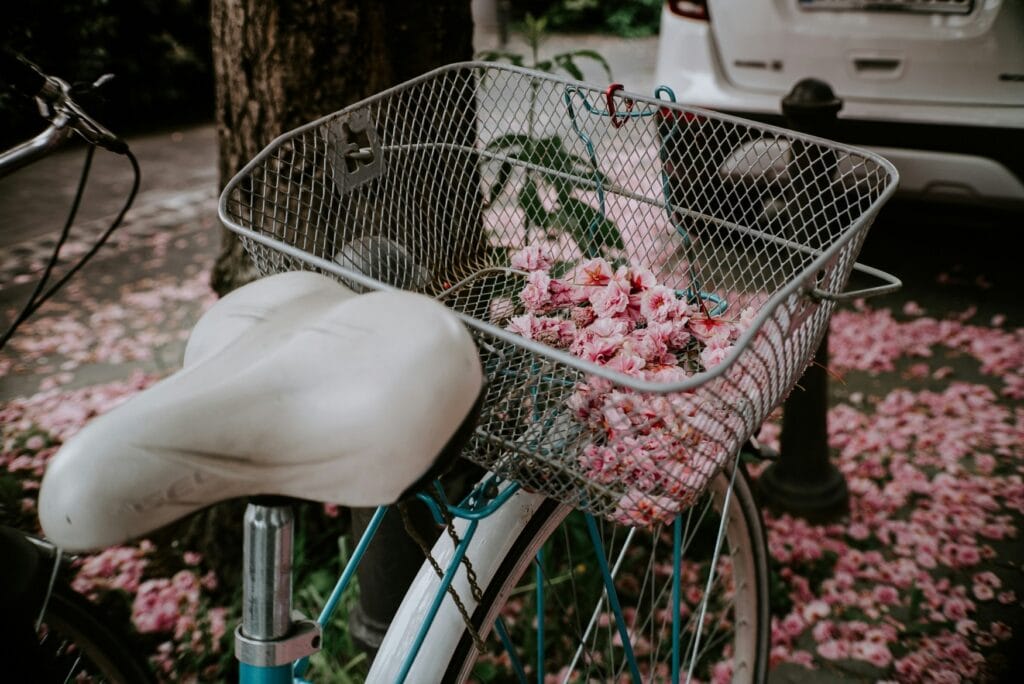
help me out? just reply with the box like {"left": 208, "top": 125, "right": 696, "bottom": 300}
{"left": 235, "top": 499, "right": 322, "bottom": 683}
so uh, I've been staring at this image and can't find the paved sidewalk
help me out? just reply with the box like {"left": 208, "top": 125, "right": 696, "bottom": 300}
{"left": 0, "top": 120, "right": 220, "bottom": 401}
{"left": 0, "top": 126, "right": 218, "bottom": 249}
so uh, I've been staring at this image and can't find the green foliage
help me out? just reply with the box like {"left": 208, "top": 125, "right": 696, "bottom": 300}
{"left": 1, "top": 0, "right": 213, "bottom": 147}
{"left": 484, "top": 128, "right": 625, "bottom": 257}
{"left": 552, "top": 198, "right": 624, "bottom": 257}
{"left": 479, "top": 14, "right": 612, "bottom": 83}
{"left": 478, "top": 16, "right": 623, "bottom": 257}
{"left": 769, "top": 566, "right": 795, "bottom": 617}
{"left": 294, "top": 537, "right": 369, "bottom": 683}
{"left": 513, "top": 0, "right": 663, "bottom": 38}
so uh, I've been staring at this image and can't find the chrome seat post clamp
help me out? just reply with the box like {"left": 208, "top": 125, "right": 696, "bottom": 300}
{"left": 235, "top": 501, "right": 323, "bottom": 669}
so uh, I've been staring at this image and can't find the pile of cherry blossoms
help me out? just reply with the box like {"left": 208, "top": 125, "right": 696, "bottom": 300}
{"left": 745, "top": 301, "right": 1024, "bottom": 683}
{"left": 0, "top": 371, "right": 234, "bottom": 679}
{"left": 2, "top": 205, "right": 1020, "bottom": 681}
{"left": 501, "top": 244, "right": 756, "bottom": 526}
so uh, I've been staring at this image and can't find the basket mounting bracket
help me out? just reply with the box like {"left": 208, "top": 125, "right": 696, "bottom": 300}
{"left": 328, "top": 109, "right": 382, "bottom": 194}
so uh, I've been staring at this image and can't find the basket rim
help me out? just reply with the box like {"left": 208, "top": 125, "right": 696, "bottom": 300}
{"left": 218, "top": 60, "right": 900, "bottom": 395}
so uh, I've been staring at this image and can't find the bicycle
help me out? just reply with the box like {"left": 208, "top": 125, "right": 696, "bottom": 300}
{"left": 27, "top": 61, "right": 899, "bottom": 683}
{"left": 0, "top": 52, "right": 157, "bottom": 681}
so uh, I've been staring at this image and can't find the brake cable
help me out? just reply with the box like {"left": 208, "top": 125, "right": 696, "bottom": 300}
{"left": 0, "top": 60, "right": 139, "bottom": 352}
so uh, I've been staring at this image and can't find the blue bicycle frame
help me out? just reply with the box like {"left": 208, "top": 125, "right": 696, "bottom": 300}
{"left": 234, "top": 464, "right": 737, "bottom": 684}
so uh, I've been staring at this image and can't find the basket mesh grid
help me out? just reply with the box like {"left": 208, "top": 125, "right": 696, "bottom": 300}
{"left": 221, "top": 63, "right": 895, "bottom": 524}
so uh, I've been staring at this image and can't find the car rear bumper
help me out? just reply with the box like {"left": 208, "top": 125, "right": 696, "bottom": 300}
{"left": 723, "top": 111, "right": 1024, "bottom": 206}
{"left": 654, "top": 10, "right": 1024, "bottom": 206}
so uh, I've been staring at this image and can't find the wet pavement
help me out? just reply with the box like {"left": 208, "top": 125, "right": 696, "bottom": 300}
{"left": 0, "top": 126, "right": 217, "bottom": 249}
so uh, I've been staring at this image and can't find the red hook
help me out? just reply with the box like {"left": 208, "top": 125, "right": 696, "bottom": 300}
{"left": 604, "top": 83, "right": 633, "bottom": 129}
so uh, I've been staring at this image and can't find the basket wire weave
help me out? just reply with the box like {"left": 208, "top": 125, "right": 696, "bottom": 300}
{"left": 219, "top": 62, "right": 898, "bottom": 525}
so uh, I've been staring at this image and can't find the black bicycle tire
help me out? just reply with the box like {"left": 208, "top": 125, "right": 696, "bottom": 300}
{"left": 442, "top": 465, "right": 771, "bottom": 683}
{"left": 30, "top": 587, "right": 156, "bottom": 684}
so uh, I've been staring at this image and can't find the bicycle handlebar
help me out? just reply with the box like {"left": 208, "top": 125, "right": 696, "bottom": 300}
{"left": 0, "top": 117, "right": 75, "bottom": 179}
{"left": 0, "top": 52, "right": 128, "bottom": 180}
{"left": 0, "top": 51, "right": 140, "bottom": 354}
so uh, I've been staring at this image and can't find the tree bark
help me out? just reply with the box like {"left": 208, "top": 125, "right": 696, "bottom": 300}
{"left": 194, "top": 0, "right": 477, "bottom": 585}
{"left": 210, "top": 0, "right": 476, "bottom": 294}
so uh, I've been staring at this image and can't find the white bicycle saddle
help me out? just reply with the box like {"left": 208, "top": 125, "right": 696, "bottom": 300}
{"left": 38, "top": 271, "right": 483, "bottom": 552}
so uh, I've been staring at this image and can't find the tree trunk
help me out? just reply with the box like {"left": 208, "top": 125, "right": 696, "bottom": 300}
{"left": 194, "top": 0, "right": 477, "bottom": 585}
{"left": 210, "top": 0, "right": 477, "bottom": 294}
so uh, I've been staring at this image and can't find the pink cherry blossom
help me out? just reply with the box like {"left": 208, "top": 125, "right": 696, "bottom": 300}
{"left": 570, "top": 305, "right": 596, "bottom": 328}
{"left": 781, "top": 612, "right": 805, "bottom": 638}
{"left": 569, "top": 257, "right": 613, "bottom": 287}
{"left": 623, "top": 328, "right": 668, "bottom": 363}
{"left": 942, "top": 596, "right": 970, "bottom": 621}
{"left": 73, "top": 544, "right": 150, "bottom": 598}
{"left": 507, "top": 313, "right": 539, "bottom": 340}
{"left": 534, "top": 317, "right": 577, "bottom": 348}
{"left": 489, "top": 296, "right": 516, "bottom": 323}
{"left": 509, "top": 243, "right": 552, "bottom": 271}
{"left": 520, "top": 270, "right": 553, "bottom": 312}
{"left": 612, "top": 489, "right": 680, "bottom": 526}
{"left": 872, "top": 585, "right": 900, "bottom": 605}
{"left": 647, "top": 319, "right": 692, "bottom": 349}
{"left": 817, "top": 639, "right": 849, "bottom": 660}
{"left": 972, "top": 583, "right": 995, "bottom": 601}
{"left": 639, "top": 285, "right": 679, "bottom": 323}
{"left": 132, "top": 570, "right": 201, "bottom": 635}
{"left": 991, "top": 621, "right": 1012, "bottom": 641}
{"left": 854, "top": 640, "right": 893, "bottom": 669}
{"left": 811, "top": 619, "right": 835, "bottom": 643}
{"left": 688, "top": 314, "right": 735, "bottom": 342}
{"left": 624, "top": 266, "right": 657, "bottom": 293}
{"left": 700, "top": 339, "right": 733, "bottom": 369}
{"left": 590, "top": 282, "right": 630, "bottom": 319}
{"left": 606, "top": 352, "right": 646, "bottom": 376}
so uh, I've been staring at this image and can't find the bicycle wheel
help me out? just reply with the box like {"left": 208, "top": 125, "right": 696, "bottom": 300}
{"left": 444, "top": 464, "right": 769, "bottom": 683}
{"left": 25, "top": 587, "right": 155, "bottom": 683}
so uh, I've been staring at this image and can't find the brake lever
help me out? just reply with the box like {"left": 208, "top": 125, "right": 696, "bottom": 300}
{"left": 65, "top": 98, "right": 128, "bottom": 154}
{"left": 37, "top": 72, "right": 128, "bottom": 155}
{"left": 91, "top": 73, "right": 115, "bottom": 90}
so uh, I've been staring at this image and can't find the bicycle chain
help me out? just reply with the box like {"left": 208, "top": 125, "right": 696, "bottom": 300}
{"left": 397, "top": 500, "right": 487, "bottom": 653}
{"left": 436, "top": 493, "right": 484, "bottom": 604}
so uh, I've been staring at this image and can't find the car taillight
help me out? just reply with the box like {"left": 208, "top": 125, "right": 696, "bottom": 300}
{"left": 666, "top": 0, "right": 710, "bottom": 21}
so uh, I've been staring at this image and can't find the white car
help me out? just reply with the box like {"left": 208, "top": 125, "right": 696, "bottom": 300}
{"left": 654, "top": 0, "right": 1024, "bottom": 207}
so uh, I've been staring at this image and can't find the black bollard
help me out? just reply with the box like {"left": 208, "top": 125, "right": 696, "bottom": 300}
{"left": 348, "top": 502, "right": 439, "bottom": 658}
{"left": 347, "top": 463, "right": 482, "bottom": 660}
{"left": 757, "top": 79, "right": 849, "bottom": 522}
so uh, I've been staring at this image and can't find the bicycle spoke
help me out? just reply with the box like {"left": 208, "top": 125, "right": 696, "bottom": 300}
{"left": 685, "top": 463, "right": 738, "bottom": 683}
{"left": 605, "top": 475, "right": 742, "bottom": 683}
{"left": 495, "top": 617, "right": 530, "bottom": 684}
{"left": 672, "top": 513, "right": 683, "bottom": 682}
{"left": 585, "top": 513, "right": 642, "bottom": 683}
{"left": 555, "top": 489, "right": 736, "bottom": 683}
{"left": 563, "top": 525, "right": 638, "bottom": 681}
{"left": 610, "top": 524, "right": 661, "bottom": 683}
{"left": 451, "top": 470, "right": 767, "bottom": 684}
{"left": 536, "top": 547, "right": 545, "bottom": 683}
{"left": 507, "top": 532, "right": 610, "bottom": 681}
{"left": 61, "top": 656, "right": 83, "bottom": 684}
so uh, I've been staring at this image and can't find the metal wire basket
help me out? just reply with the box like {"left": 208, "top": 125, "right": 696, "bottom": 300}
{"left": 219, "top": 62, "right": 899, "bottom": 525}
